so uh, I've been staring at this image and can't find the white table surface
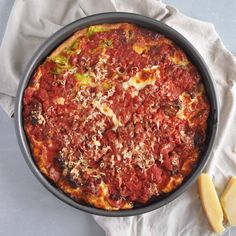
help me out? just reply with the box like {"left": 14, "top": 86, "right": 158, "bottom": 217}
{"left": 0, "top": 1, "right": 235, "bottom": 236}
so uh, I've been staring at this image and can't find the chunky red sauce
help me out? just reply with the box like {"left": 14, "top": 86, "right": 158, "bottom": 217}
{"left": 23, "top": 23, "right": 209, "bottom": 210}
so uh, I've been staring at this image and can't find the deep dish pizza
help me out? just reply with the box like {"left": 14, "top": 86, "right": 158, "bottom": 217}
{"left": 23, "top": 23, "right": 209, "bottom": 210}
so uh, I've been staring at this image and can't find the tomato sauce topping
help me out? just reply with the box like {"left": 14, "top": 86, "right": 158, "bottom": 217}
{"left": 23, "top": 23, "right": 209, "bottom": 210}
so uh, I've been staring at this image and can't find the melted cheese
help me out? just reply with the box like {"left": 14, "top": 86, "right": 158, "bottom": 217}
{"left": 169, "top": 56, "right": 189, "bottom": 66}
{"left": 56, "top": 97, "right": 65, "bottom": 105}
{"left": 122, "top": 72, "right": 157, "bottom": 97}
{"left": 132, "top": 43, "right": 147, "bottom": 54}
{"left": 162, "top": 176, "right": 183, "bottom": 193}
{"left": 177, "top": 88, "right": 204, "bottom": 125}
{"left": 31, "top": 110, "right": 45, "bottom": 125}
{"left": 176, "top": 92, "right": 190, "bottom": 120}
{"left": 94, "top": 101, "right": 121, "bottom": 131}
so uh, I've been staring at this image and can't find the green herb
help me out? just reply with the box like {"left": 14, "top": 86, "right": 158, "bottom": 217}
{"left": 87, "top": 25, "right": 107, "bottom": 37}
{"left": 75, "top": 73, "right": 92, "bottom": 85}
{"left": 91, "top": 39, "right": 113, "bottom": 54}
{"left": 54, "top": 55, "right": 68, "bottom": 65}
{"left": 70, "top": 40, "right": 80, "bottom": 50}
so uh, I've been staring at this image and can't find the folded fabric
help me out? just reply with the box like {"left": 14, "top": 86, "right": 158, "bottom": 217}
{"left": 1, "top": 0, "right": 235, "bottom": 235}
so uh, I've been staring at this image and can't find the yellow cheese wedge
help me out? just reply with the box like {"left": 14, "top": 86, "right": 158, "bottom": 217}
{"left": 198, "top": 173, "right": 225, "bottom": 234}
{"left": 220, "top": 176, "right": 236, "bottom": 226}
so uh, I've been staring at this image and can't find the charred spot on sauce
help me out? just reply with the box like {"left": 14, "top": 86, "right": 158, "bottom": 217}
{"left": 140, "top": 28, "right": 160, "bottom": 41}
{"left": 31, "top": 116, "right": 38, "bottom": 125}
{"left": 67, "top": 174, "right": 79, "bottom": 189}
{"left": 163, "top": 103, "right": 179, "bottom": 116}
{"left": 126, "top": 29, "right": 134, "bottom": 42}
{"left": 54, "top": 154, "right": 65, "bottom": 169}
{"left": 194, "top": 130, "right": 205, "bottom": 146}
{"left": 117, "top": 67, "right": 126, "bottom": 74}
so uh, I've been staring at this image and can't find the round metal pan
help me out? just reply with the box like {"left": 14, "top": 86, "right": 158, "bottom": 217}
{"left": 15, "top": 12, "right": 218, "bottom": 217}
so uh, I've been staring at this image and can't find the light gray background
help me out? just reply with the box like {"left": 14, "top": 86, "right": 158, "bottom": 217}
{"left": 0, "top": 0, "right": 235, "bottom": 235}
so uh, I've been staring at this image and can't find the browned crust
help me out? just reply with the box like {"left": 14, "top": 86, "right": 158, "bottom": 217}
{"left": 49, "top": 23, "right": 131, "bottom": 58}
{"left": 50, "top": 28, "right": 87, "bottom": 58}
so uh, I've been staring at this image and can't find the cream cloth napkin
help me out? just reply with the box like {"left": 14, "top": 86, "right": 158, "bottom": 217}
{"left": 1, "top": 0, "right": 236, "bottom": 235}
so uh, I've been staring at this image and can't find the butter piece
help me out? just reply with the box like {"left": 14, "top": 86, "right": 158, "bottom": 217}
{"left": 198, "top": 173, "right": 225, "bottom": 234}
{"left": 220, "top": 176, "right": 236, "bottom": 226}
